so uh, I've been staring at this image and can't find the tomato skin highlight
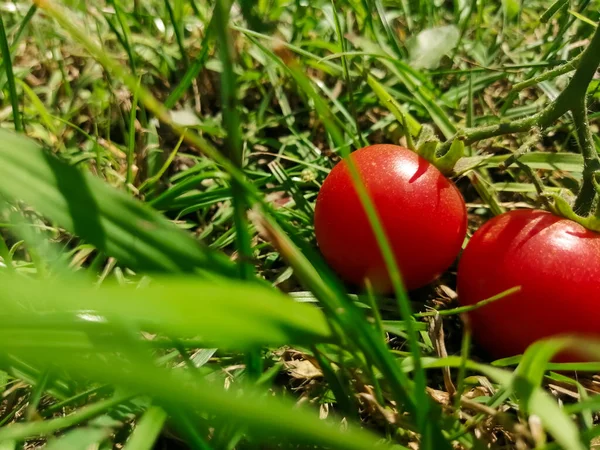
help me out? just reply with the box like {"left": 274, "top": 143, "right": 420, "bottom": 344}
{"left": 314, "top": 144, "right": 467, "bottom": 293}
{"left": 457, "top": 209, "right": 600, "bottom": 362}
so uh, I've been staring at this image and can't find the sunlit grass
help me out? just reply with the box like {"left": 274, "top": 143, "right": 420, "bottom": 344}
{"left": 0, "top": 0, "right": 598, "bottom": 449}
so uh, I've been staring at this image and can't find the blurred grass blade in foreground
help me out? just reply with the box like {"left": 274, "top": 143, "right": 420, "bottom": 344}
{"left": 0, "top": 129, "right": 236, "bottom": 277}
{"left": 0, "top": 273, "right": 333, "bottom": 349}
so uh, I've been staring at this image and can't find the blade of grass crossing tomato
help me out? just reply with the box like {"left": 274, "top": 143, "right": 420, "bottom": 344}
{"left": 0, "top": 15, "right": 22, "bottom": 132}
{"left": 251, "top": 210, "right": 412, "bottom": 393}
{"left": 0, "top": 129, "right": 237, "bottom": 276}
{"left": 252, "top": 210, "right": 454, "bottom": 448}
{"left": 250, "top": 39, "right": 438, "bottom": 442}
{"left": 272, "top": 52, "right": 431, "bottom": 428}
{"left": 122, "top": 406, "right": 168, "bottom": 450}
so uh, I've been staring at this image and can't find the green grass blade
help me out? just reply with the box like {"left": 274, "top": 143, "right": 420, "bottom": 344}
{"left": 15, "top": 79, "right": 57, "bottom": 134}
{"left": 0, "top": 273, "right": 333, "bottom": 349}
{"left": 44, "top": 427, "right": 112, "bottom": 450}
{"left": 165, "top": 0, "right": 189, "bottom": 69}
{"left": 0, "top": 15, "right": 22, "bottom": 132}
{"left": 108, "top": 0, "right": 138, "bottom": 75}
{"left": 122, "top": 406, "right": 167, "bottom": 450}
{"left": 0, "top": 129, "right": 236, "bottom": 276}
{"left": 164, "top": 14, "right": 214, "bottom": 109}
{"left": 0, "top": 350, "right": 395, "bottom": 449}
{"left": 0, "top": 392, "right": 132, "bottom": 441}
{"left": 126, "top": 77, "right": 141, "bottom": 185}
{"left": 486, "top": 151, "right": 584, "bottom": 173}
{"left": 213, "top": 0, "right": 254, "bottom": 281}
{"left": 366, "top": 73, "right": 422, "bottom": 137}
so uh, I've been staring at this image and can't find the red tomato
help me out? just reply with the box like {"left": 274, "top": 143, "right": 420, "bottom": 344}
{"left": 457, "top": 209, "right": 600, "bottom": 362}
{"left": 314, "top": 144, "right": 467, "bottom": 293}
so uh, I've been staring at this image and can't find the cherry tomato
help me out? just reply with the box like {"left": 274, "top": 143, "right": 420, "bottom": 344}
{"left": 314, "top": 144, "right": 467, "bottom": 293}
{"left": 457, "top": 209, "right": 600, "bottom": 362}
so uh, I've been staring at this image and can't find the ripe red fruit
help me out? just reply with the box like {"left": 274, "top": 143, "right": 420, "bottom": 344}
{"left": 314, "top": 144, "right": 467, "bottom": 293}
{"left": 457, "top": 209, "right": 600, "bottom": 361}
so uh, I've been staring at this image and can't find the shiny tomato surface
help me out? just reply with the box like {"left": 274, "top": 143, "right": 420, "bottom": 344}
{"left": 457, "top": 209, "right": 600, "bottom": 361}
{"left": 314, "top": 144, "right": 467, "bottom": 293}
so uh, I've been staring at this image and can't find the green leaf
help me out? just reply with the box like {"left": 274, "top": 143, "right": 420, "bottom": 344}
{"left": 0, "top": 274, "right": 333, "bottom": 349}
{"left": 0, "top": 129, "right": 237, "bottom": 277}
